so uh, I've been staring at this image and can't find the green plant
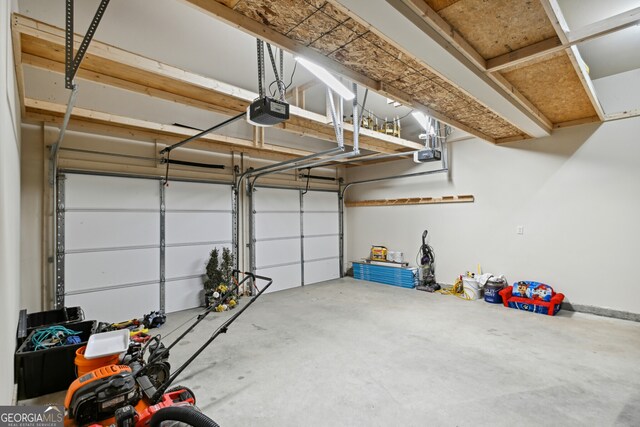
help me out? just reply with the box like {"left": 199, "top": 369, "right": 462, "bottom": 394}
{"left": 220, "top": 247, "right": 234, "bottom": 285}
{"left": 204, "top": 248, "right": 222, "bottom": 293}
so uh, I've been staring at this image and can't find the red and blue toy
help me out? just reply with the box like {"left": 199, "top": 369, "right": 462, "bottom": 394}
{"left": 499, "top": 281, "right": 564, "bottom": 316}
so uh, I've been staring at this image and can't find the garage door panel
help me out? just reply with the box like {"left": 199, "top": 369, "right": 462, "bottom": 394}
{"left": 303, "top": 212, "right": 338, "bottom": 236}
{"left": 253, "top": 188, "right": 299, "bottom": 211}
{"left": 65, "top": 174, "right": 159, "bottom": 209}
{"left": 166, "top": 244, "right": 230, "bottom": 279}
{"left": 304, "top": 258, "right": 339, "bottom": 284}
{"left": 255, "top": 239, "right": 301, "bottom": 268}
{"left": 256, "top": 264, "right": 301, "bottom": 293}
{"left": 165, "top": 212, "right": 232, "bottom": 245}
{"left": 66, "top": 248, "right": 159, "bottom": 293}
{"left": 255, "top": 212, "right": 300, "bottom": 240}
{"left": 164, "top": 181, "right": 232, "bottom": 311}
{"left": 65, "top": 212, "right": 159, "bottom": 250}
{"left": 304, "top": 235, "right": 339, "bottom": 261}
{"left": 66, "top": 283, "right": 160, "bottom": 323}
{"left": 303, "top": 191, "right": 338, "bottom": 211}
{"left": 165, "top": 181, "right": 231, "bottom": 210}
{"left": 165, "top": 278, "right": 204, "bottom": 313}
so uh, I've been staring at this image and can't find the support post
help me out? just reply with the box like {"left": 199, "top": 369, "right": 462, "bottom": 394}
{"left": 300, "top": 189, "right": 305, "bottom": 286}
{"left": 248, "top": 183, "right": 256, "bottom": 295}
{"left": 159, "top": 180, "right": 166, "bottom": 313}
{"left": 338, "top": 180, "right": 344, "bottom": 278}
{"left": 55, "top": 175, "right": 66, "bottom": 308}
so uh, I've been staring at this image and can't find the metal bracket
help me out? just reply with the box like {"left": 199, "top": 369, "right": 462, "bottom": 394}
{"left": 327, "top": 88, "right": 344, "bottom": 147}
{"left": 65, "top": 0, "right": 111, "bottom": 89}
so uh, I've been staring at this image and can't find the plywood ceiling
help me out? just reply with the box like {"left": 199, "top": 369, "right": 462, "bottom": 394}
{"left": 225, "top": 0, "right": 526, "bottom": 140}
{"left": 208, "top": 0, "right": 604, "bottom": 143}
{"left": 421, "top": 0, "right": 598, "bottom": 123}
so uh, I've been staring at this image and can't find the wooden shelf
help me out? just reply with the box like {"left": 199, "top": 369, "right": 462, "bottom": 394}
{"left": 345, "top": 195, "right": 474, "bottom": 207}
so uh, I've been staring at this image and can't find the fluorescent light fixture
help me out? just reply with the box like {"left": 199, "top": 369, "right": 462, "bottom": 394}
{"left": 295, "top": 56, "right": 355, "bottom": 100}
{"left": 412, "top": 111, "right": 428, "bottom": 130}
{"left": 412, "top": 111, "right": 435, "bottom": 135}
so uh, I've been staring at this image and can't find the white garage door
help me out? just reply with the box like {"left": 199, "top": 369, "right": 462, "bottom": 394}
{"left": 60, "top": 174, "right": 233, "bottom": 322}
{"left": 252, "top": 188, "right": 339, "bottom": 293}
{"left": 253, "top": 187, "right": 302, "bottom": 293}
{"left": 302, "top": 191, "right": 340, "bottom": 284}
{"left": 164, "top": 181, "right": 232, "bottom": 313}
{"left": 63, "top": 174, "right": 161, "bottom": 322}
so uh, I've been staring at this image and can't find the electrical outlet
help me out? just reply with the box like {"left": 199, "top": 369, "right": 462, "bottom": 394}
{"left": 517, "top": 225, "right": 524, "bottom": 235}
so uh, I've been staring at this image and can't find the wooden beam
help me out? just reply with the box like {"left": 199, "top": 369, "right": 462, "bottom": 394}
{"left": 539, "top": 0, "right": 570, "bottom": 44}
{"left": 177, "top": 0, "right": 379, "bottom": 88}
{"left": 567, "top": 6, "right": 640, "bottom": 44}
{"left": 14, "top": 14, "right": 422, "bottom": 155}
{"left": 399, "top": 0, "right": 487, "bottom": 70}
{"left": 538, "top": 1, "right": 605, "bottom": 121}
{"left": 487, "top": 36, "right": 563, "bottom": 72}
{"left": 488, "top": 7, "right": 640, "bottom": 72}
{"left": 377, "top": 82, "right": 496, "bottom": 143}
{"left": 10, "top": 15, "right": 26, "bottom": 116}
{"left": 553, "top": 115, "right": 600, "bottom": 129}
{"left": 396, "top": 0, "right": 552, "bottom": 134}
{"left": 23, "top": 98, "right": 316, "bottom": 160}
{"left": 178, "top": 0, "right": 517, "bottom": 142}
{"left": 495, "top": 135, "right": 530, "bottom": 144}
{"left": 345, "top": 195, "right": 475, "bottom": 207}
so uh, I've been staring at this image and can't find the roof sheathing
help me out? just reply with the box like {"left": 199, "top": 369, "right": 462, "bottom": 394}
{"left": 229, "top": 0, "right": 526, "bottom": 140}
{"left": 423, "top": 0, "right": 598, "bottom": 125}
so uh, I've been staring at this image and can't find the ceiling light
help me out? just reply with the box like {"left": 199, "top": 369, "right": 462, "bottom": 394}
{"left": 412, "top": 111, "right": 428, "bottom": 130}
{"left": 296, "top": 57, "right": 355, "bottom": 100}
{"left": 412, "top": 111, "right": 435, "bottom": 135}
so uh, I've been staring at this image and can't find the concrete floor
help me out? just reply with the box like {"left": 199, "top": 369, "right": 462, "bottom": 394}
{"left": 25, "top": 278, "right": 640, "bottom": 426}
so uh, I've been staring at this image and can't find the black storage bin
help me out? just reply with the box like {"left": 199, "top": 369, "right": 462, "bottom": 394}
{"left": 15, "top": 320, "right": 96, "bottom": 399}
{"left": 17, "top": 307, "right": 85, "bottom": 347}
{"left": 26, "top": 307, "right": 84, "bottom": 334}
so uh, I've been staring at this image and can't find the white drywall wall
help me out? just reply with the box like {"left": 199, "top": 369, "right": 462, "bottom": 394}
{"left": 593, "top": 68, "right": 640, "bottom": 116}
{"left": 20, "top": 124, "right": 42, "bottom": 312}
{"left": 346, "top": 118, "right": 640, "bottom": 314}
{"left": 1, "top": 0, "right": 21, "bottom": 403}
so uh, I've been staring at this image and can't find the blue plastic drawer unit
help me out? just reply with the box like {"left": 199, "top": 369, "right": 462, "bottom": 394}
{"left": 352, "top": 262, "right": 418, "bottom": 288}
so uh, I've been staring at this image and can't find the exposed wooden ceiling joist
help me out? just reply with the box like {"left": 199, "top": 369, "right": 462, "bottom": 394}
{"left": 400, "top": 0, "right": 602, "bottom": 126}
{"left": 539, "top": 0, "right": 605, "bottom": 121}
{"left": 23, "top": 98, "right": 318, "bottom": 162}
{"left": 13, "top": 14, "right": 423, "bottom": 156}
{"left": 487, "top": 6, "right": 640, "bottom": 73}
{"left": 179, "top": 0, "right": 533, "bottom": 142}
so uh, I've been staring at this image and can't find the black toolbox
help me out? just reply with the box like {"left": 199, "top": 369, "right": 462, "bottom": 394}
{"left": 15, "top": 320, "right": 96, "bottom": 399}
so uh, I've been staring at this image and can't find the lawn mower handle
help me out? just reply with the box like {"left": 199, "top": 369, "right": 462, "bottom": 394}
{"left": 150, "top": 273, "right": 273, "bottom": 402}
{"left": 147, "top": 272, "right": 256, "bottom": 364}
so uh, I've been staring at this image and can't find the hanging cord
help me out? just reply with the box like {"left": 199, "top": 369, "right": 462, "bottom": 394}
{"left": 301, "top": 168, "right": 311, "bottom": 195}
{"left": 268, "top": 59, "right": 298, "bottom": 98}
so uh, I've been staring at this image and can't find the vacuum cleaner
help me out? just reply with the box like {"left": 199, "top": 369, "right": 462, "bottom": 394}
{"left": 416, "top": 230, "right": 441, "bottom": 292}
{"left": 63, "top": 271, "right": 272, "bottom": 427}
